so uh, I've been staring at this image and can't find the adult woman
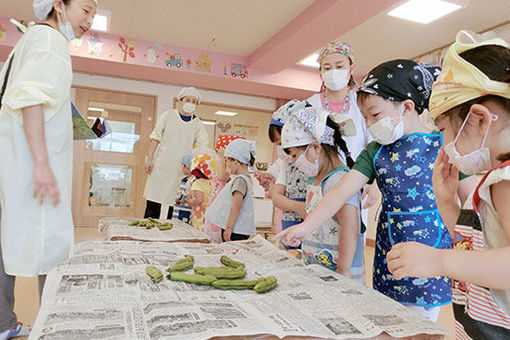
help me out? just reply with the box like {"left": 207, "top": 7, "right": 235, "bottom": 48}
{"left": 143, "top": 87, "right": 209, "bottom": 219}
{"left": 0, "top": 0, "right": 96, "bottom": 337}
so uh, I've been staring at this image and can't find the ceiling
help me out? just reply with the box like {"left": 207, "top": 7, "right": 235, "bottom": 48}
{"left": 1, "top": 0, "right": 509, "bottom": 76}
{"left": 1, "top": 0, "right": 315, "bottom": 56}
{"left": 336, "top": 0, "right": 510, "bottom": 75}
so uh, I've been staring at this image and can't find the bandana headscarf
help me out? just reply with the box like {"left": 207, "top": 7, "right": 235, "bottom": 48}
{"left": 215, "top": 135, "right": 245, "bottom": 151}
{"left": 281, "top": 107, "right": 334, "bottom": 148}
{"left": 317, "top": 41, "right": 355, "bottom": 65}
{"left": 358, "top": 59, "right": 441, "bottom": 114}
{"left": 429, "top": 30, "right": 510, "bottom": 119}
{"left": 190, "top": 152, "right": 217, "bottom": 179}
{"left": 270, "top": 99, "right": 306, "bottom": 127}
{"left": 181, "top": 153, "right": 193, "bottom": 169}
{"left": 224, "top": 139, "right": 257, "bottom": 172}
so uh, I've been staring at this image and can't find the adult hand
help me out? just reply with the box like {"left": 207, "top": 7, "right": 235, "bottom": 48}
{"left": 432, "top": 146, "right": 459, "bottom": 205}
{"left": 387, "top": 242, "right": 443, "bottom": 280}
{"left": 223, "top": 228, "right": 232, "bottom": 242}
{"left": 33, "top": 162, "right": 60, "bottom": 207}
{"left": 272, "top": 222, "right": 313, "bottom": 248}
{"left": 361, "top": 183, "right": 379, "bottom": 209}
{"left": 145, "top": 158, "right": 154, "bottom": 175}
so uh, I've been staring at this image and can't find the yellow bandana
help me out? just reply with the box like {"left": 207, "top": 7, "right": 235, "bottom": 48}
{"left": 429, "top": 31, "right": 510, "bottom": 120}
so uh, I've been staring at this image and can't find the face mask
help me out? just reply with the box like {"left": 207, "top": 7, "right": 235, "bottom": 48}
{"left": 57, "top": 5, "right": 76, "bottom": 41}
{"left": 182, "top": 102, "right": 196, "bottom": 114}
{"left": 294, "top": 145, "right": 319, "bottom": 177}
{"left": 368, "top": 104, "right": 405, "bottom": 145}
{"left": 321, "top": 69, "right": 349, "bottom": 91}
{"left": 277, "top": 146, "right": 292, "bottom": 164}
{"left": 444, "top": 112, "right": 496, "bottom": 175}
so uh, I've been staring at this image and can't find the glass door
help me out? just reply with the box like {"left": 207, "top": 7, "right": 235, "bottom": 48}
{"left": 73, "top": 88, "right": 156, "bottom": 228}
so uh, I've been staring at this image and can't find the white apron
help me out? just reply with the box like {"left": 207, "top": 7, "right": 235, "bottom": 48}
{"left": 0, "top": 25, "right": 74, "bottom": 276}
{"left": 144, "top": 109, "right": 208, "bottom": 205}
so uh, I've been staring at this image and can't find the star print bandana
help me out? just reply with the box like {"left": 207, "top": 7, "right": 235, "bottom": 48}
{"left": 317, "top": 41, "right": 355, "bottom": 65}
{"left": 270, "top": 99, "right": 306, "bottom": 127}
{"left": 358, "top": 59, "right": 441, "bottom": 114}
{"left": 429, "top": 30, "right": 510, "bottom": 119}
{"left": 281, "top": 107, "right": 335, "bottom": 148}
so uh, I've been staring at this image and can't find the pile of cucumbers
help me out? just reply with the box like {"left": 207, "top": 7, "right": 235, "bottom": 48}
{"left": 129, "top": 217, "right": 173, "bottom": 230}
{"left": 145, "top": 255, "right": 277, "bottom": 293}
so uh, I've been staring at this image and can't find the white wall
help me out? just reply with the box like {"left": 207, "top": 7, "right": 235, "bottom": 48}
{"left": 71, "top": 72, "right": 276, "bottom": 118}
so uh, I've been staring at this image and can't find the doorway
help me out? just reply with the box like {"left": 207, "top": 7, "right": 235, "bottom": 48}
{"left": 72, "top": 87, "right": 157, "bottom": 228}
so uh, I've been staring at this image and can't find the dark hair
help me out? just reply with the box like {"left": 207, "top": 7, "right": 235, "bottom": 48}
{"left": 268, "top": 124, "right": 282, "bottom": 143}
{"left": 283, "top": 117, "right": 354, "bottom": 169}
{"left": 357, "top": 91, "right": 402, "bottom": 108}
{"left": 442, "top": 45, "right": 510, "bottom": 161}
{"left": 324, "top": 117, "right": 355, "bottom": 168}
{"left": 47, "top": 0, "right": 71, "bottom": 19}
{"left": 249, "top": 154, "right": 255, "bottom": 167}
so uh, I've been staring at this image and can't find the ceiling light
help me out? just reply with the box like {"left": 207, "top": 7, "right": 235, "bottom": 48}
{"left": 215, "top": 111, "right": 238, "bottom": 117}
{"left": 91, "top": 10, "right": 110, "bottom": 32}
{"left": 299, "top": 53, "right": 320, "bottom": 68}
{"left": 202, "top": 121, "right": 216, "bottom": 126}
{"left": 387, "top": 0, "right": 461, "bottom": 24}
{"left": 88, "top": 107, "right": 105, "bottom": 112}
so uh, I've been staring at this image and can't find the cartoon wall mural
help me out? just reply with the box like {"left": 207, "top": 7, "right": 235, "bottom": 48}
{"left": 185, "top": 58, "right": 193, "bottom": 69}
{"left": 195, "top": 53, "right": 211, "bottom": 72}
{"left": 165, "top": 53, "right": 183, "bottom": 68}
{"left": 231, "top": 63, "right": 248, "bottom": 78}
{"left": 118, "top": 37, "right": 135, "bottom": 62}
{"left": 145, "top": 48, "right": 158, "bottom": 64}
{"left": 88, "top": 33, "right": 103, "bottom": 56}
{"left": 0, "top": 24, "right": 6, "bottom": 41}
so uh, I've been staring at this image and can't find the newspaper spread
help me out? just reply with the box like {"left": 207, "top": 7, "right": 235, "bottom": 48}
{"left": 98, "top": 217, "right": 210, "bottom": 243}
{"left": 30, "top": 236, "right": 449, "bottom": 340}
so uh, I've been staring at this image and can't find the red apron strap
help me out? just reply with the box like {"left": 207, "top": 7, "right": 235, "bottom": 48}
{"left": 472, "top": 160, "right": 510, "bottom": 214}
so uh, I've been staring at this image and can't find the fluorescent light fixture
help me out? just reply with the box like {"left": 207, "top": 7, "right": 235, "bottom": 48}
{"left": 202, "top": 121, "right": 216, "bottom": 126}
{"left": 387, "top": 0, "right": 461, "bottom": 24}
{"left": 91, "top": 10, "right": 110, "bottom": 32}
{"left": 215, "top": 111, "right": 238, "bottom": 117}
{"left": 299, "top": 53, "right": 320, "bottom": 68}
{"left": 88, "top": 107, "right": 105, "bottom": 112}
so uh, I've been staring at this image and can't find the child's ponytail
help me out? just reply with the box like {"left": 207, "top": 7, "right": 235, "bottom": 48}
{"left": 324, "top": 117, "right": 355, "bottom": 169}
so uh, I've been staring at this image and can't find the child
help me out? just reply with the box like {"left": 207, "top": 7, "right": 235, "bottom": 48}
{"left": 280, "top": 106, "right": 365, "bottom": 283}
{"left": 386, "top": 31, "right": 510, "bottom": 326}
{"left": 172, "top": 153, "right": 194, "bottom": 224}
{"left": 186, "top": 152, "right": 216, "bottom": 232}
{"left": 275, "top": 59, "right": 474, "bottom": 321}
{"left": 267, "top": 100, "right": 309, "bottom": 249}
{"left": 205, "top": 139, "right": 257, "bottom": 242}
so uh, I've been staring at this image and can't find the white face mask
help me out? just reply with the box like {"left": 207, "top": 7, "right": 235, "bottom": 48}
{"left": 182, "top": 102, "right": 196, "bottom": 114}
{"left": 57, "top": 5, "right": 76, "bottom": 41}
{"left": 368, "top": 104, "right": 405, "bottom": 145}
{"left": 322, "top": 69, "right": 349, "bottom": 91}
{"left": 444, "top": 112, "right": 496, "bottom": 175}
{"left": 277, "top": 146, "right": 292, "bottom": 164}
{"left": 294, "top": 145, "right": 319, "bottom": 177}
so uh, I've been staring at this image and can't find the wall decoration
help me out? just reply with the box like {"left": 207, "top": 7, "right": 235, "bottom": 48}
{"left": 0, "top": 24, "right": 6, "bottom": 41}
{"left": 88, "top": 33, "right": 103, "bottom": 56}
{"left": 165, "top": 53, "right": 183, "bottom": 68}
{"left": 231, "top": 63, "right": 248, "bottom": 78}
{"left": 216, "top": 121, "right": 232, "bottom": 133}
{"left": 70, "top": 37, "right": 83, "bottom": 51}
{"left": 145, "top": 48, "right": 158, "bottom": 64}
{"left": 118, "top": 37, "right": 135, "bottom": 62}
{"left": 185, "top": 58, "right": 193, "bottom": 69}
{"left": 195, "top": 53, "right": 211, "bottom": 72}
{"left": 223, "top": 63, "right": 228, "bottom": 76}
{"left": 234, "top": 124, "right": 258, "bottom": 140}
{"left": 154, "top": 42, "right": 162, "bottom": 49}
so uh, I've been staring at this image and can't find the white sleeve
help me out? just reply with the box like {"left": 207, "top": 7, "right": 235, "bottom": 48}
{"left": 276, "top": 162, "right": 288, "bottom": 186}
{"left": 149, "top": 110, "right": 170, "bottom": 141}
{"left": 194, "top": 122, "right": 210, "bottom": 150}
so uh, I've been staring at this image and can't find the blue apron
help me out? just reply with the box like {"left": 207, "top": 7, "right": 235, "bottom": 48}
{"left": 373, "top": 132, "right": 452, "bottom": 307}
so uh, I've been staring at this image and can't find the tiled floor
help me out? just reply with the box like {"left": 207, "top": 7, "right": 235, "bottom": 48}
{"left": 11, "top": 229, "right": 455, "bottom": 339}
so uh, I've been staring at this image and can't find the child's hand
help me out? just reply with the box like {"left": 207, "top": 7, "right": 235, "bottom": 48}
{"left": 432, "top": 147, "right": 459, "bottom": 205}
{"left": 255, "top": 172, "right": 275, "bottom": 192}
{"left": 272, "top": 222, "right": 313, "bottom": 248}
{"left": 386, "top": 242, "right": 443, "bottom": 280}
{"left": 223, "top": 228, "right": 232, "bottom": 242}
{"left": 361, "top": 183, "right": 379, "bottom": 209}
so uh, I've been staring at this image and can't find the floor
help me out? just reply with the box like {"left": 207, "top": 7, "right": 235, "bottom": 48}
{"left": 11, "top": 228, "right": 455, "bottom": 339}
